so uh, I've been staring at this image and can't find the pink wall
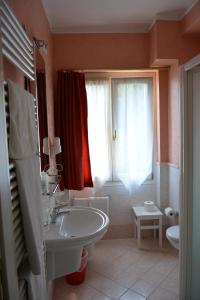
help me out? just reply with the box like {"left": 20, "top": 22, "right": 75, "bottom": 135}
{"left": 52, "top": 7, "right": 200, "bottom": 167}
{"left": 149, "top": 14, "right": 200, "bottom": 166}
{"left": 168, "top": 62, "right": 180, "bottom": 165}
{"left": 3, "top": 58, "right": 25, "bottom": 87}
{"left": 182, "top": 0, "right": 200, "bottom": 34}
{"left": 158, "top": 69, "right": 169, "bottom": 163}
{"left": 149, "top": 24, "right": 158, "bottom": 66}
{"left": 5, "top": 0, "right": 200, "bottom": 168}
{"left": 154, "top": 20, "right": 200, "bottom": 64}
{"left": 53, "top": 33, "right": 149, "bottom": 70}
{"left": 5, "top": 0, "right": 55, "bottom": 142}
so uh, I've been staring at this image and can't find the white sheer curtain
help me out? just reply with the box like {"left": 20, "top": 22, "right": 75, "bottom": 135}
{"left": 112, "top": 78, "right": 153, "bottom": 193}
{"left": 86, "top": 79, "right": 111, "bottom": 188}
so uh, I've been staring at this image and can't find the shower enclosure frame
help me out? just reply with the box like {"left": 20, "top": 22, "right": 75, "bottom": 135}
{"left": 180, "top": 53, "right": 200, "bottom": 300}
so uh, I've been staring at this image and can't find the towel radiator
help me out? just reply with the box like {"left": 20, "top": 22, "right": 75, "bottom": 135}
{"left": 5, "top": 82, "right": 28, "bottom": 300}
{"left": 0, "top": 1, "right": 36, "bottom": 299}
{"left": 0, "top": 81, "right": 29, "bottom": 300}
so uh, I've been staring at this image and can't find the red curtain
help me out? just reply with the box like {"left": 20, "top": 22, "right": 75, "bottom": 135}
{"left": 24, "top": 77, "right": 32, "bottom": 92}
{"left": 24, "top": 74, "right": 48, "bottom": 170}
{"left": 37, "top": 71, "right": 48, "bottom": 171}
{"left": 55, "top": 71, "right": 93, "bottom": 190}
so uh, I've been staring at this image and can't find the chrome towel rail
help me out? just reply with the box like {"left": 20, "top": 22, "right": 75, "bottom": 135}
{"left": 0, "top": 1, "right": 37, "bottom": 298}
{"left": 0, "top": 0, "right": 35, "bottom": 80}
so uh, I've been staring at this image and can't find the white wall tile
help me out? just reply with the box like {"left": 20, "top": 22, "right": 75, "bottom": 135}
{"left": 70, "top": 182, "right": 156, "bottom": 225}
{"left": 168, "top": 165, "right": 180, "bottom": 212}
{"left": 67, "top": 163, "right": 180, "bottom": 227}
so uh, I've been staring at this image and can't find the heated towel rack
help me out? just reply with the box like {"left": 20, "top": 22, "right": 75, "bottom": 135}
{"left": 4, "top": 82, "right": 28, "bottom": 299}
{"left": 0, "top": 0, "right": 35, "bottom": 80}
{"left": 0, "top": 1, "right": 36, "bottom": 299}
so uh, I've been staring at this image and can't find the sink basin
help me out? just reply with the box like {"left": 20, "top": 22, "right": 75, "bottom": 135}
{"left": 44, "top": 206, "right": 109, "bottom": 279}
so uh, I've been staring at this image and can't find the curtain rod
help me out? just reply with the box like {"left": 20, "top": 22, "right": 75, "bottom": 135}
{"left": 61, "top": 67, "right": 169, "bottom": 73}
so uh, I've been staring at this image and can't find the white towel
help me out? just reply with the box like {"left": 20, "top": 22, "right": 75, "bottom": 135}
{"left": 8, "top": 80, "right": 38, "bottom": 159}
{"left": 19, "top": 257, "right": 47, "bottom": 300}
{"left": 15, "top": 157, "right": 43, "bottom": 275}
{"left": 8, "top": 80, "right": 47, "bottom": 298}
{"left": 89, "top": 196, "right": 109, "bottom": 215}
{"left": 73, "top": 197, "right": 90, "bottom": 207}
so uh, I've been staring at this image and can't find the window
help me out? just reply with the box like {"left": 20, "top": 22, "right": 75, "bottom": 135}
{"left": 86, "top": 75, "right": 153, "bottom": 193}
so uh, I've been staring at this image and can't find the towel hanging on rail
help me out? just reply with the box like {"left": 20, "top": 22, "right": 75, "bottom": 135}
{"left": 7, "top": 80, "right": 38, "bottom": 159}
{"left": 6, "top": 80, "right": 48, "bottom": 299}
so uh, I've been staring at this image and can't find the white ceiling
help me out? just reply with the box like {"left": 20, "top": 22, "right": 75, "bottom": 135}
{"left": 42, "top": 0, "right": 197, "bottom": 33}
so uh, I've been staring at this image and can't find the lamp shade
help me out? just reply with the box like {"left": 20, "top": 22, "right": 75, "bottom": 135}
{"left": 43, "top": 137, "right": 50, "bottom": 155}
{"left": 53, "top": 137, "right": 61, "bottom": 155}
{"left": 43, "top": 137, "right": 61, "bottom": 156}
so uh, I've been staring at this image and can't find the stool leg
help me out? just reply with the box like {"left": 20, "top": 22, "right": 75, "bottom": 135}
{"left": 134, "top": 218, "right": 137, "bottom": 239}
{"left": 159, "top": 217, "right": 162, "bottom": 248}
{"left": 137, "top": 218, "right": 141, "bottom": 248}
{"left": 153, "top": 220, "right": 156, "bottom": 239}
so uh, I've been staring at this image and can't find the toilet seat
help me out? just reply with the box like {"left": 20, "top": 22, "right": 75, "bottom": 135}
{"left": 166, "top": 225, "right": 179, "bottom": 241}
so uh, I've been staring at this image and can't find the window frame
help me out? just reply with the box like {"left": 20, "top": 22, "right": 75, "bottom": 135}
{"left": 85, "top": 70, "right": 158, "bottom": 184}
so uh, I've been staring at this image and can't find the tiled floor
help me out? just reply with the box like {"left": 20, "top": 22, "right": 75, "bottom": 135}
{"left": 53, "top": 238, "right": 179, "bottom": 300}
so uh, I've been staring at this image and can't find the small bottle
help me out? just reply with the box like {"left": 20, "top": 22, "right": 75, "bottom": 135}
{"left": 41, "top": 171, "right": 47, "bottom": 194}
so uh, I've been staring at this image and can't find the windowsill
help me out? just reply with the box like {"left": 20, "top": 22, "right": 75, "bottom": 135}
{"left": 103, "top": 178, "right": 155, "bottom": 187}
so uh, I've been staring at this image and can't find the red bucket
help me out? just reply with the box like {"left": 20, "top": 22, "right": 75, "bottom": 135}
{"left": 65, "top": 248, "right": 88, "bottom": 285}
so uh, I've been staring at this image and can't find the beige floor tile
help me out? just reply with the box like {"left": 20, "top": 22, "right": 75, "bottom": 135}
{"left": 148, "top": 287, "right": 177, "bottom": 300}
{"left": 96, "top": 239, "right": 135, "bottom": 255}
{"left": 80, "top": 289, "right": 111, "bottom": 300}
{"left": 89, "top": 250, "right": 144, "bottom": 280}
{"left": 111, "top": 264, "right": 142, "bottom": 288}
{"left": 167, "top": 265, "right": 179, "bottom": 281}
{"left": 159, "top": 277, "right": 179, "bottom": 294}
{"left": 121, "top": 249, "right": 144, "bottom": 263}
{"left": 88, "top": 260, "right": 111, "bottom": 275}
{"left": 53, "top": 280, "right": 96, "bottom": 300}
{"left": 118, "top": 289, "right": 146, "bottom": 300}
{"left": 103, "top": 239, "right": 142, "bottom": 256}
{"left": 150, "top": 260, "right": 177, "bottom": 275}
{"left": 53, "top": 238, "right": 179, "bottom": 300}
{"left": 86, "top": 270, "right": 127, "bottom": 299}
{"left": 131, "top": 279, "right": 157, "bottom": 297}
{"left": 94, "top": 244, "right": 127, "bottom": 259}
{"left": 140, "top": 269, "right": 167, "bottom": 285}
{"left": 101, "top": 238, "right": 137, "bottom": 248}
{"left": 133, "top": 257, "right": 156, "bottom": 273}
{"left": 137, "top": 238, "right": 158, "bottom": 250}
{"left": 89, "top": 290, "right": 112, "bottom": 300}
{"left": 135, "top": 237, "right": 174, "bottom": 251}
{"left": 99, "top": 254, "right": 139, "bottom": 279}
{"left": 91, "top": 251, "right": 116, "bottom": 263}
{"left": 53, "top": 277, "right": 65, "bottom": 289}
{"left": 53, "top": 278, "right": 112, "bottom": 300}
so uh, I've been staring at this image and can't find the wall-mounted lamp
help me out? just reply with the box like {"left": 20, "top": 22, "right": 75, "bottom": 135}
{"left": 43, "top": 137, "right": 61, "bottom": 158}
{"left": 33, "top": 37, "right": 48, "bottom": 54}
{"left": 43, "top": 137, "right": 62, "bottom": 193}
{"left": 43, "top": 137, "right": 62, "bottom": 175}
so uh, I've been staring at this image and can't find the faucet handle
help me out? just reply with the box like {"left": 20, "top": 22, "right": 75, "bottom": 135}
{"left": 54, "top": 203, "right": 69, "bottom": 212}
{"left": 50, "top": 203, "right": 69, "bottom": 224}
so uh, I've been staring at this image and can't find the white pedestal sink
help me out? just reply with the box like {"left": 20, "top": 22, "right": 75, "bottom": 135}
{"left": 44, "top": 206, "right": 109, "bottom": 280}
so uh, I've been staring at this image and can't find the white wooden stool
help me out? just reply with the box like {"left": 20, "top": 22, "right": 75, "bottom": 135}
{"left": 132, "top": 206, "right": 163, "bottom": 248}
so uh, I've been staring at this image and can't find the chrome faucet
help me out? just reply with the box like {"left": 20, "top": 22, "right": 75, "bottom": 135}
{"left": 50, "top": 204, "right": 70, "bottom": 224}
{"left": 46, "top": 182, "right": 60, "bottom": 196}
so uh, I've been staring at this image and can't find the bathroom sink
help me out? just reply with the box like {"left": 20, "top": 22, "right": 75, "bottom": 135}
{"left": 44, "top": 206, "right": 109, "bottom": 279}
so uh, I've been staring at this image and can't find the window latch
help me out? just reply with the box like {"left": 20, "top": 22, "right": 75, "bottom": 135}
{"left": 113, "top": 130, "right": 117, "bottom": 141}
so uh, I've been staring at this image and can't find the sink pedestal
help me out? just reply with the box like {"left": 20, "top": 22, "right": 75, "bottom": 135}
{"left": 46, "top": 246, "right": 83, "bottom": 280}
{"left": 44, "top": 207, "right": 109, "bottom": 280}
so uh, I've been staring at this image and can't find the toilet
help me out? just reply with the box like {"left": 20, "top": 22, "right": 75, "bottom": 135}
{"left": 166, "top": 225, "right": 180, "bottom": 250}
